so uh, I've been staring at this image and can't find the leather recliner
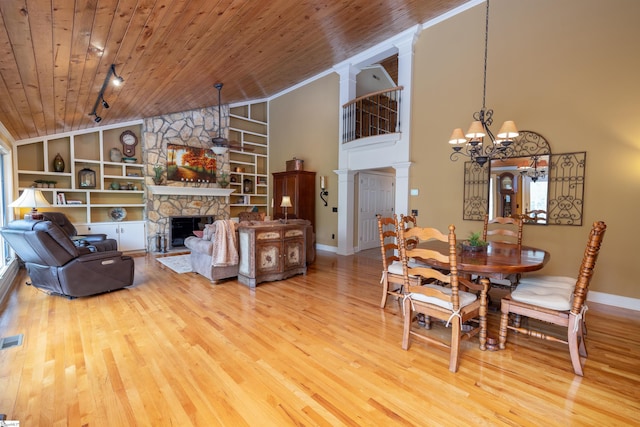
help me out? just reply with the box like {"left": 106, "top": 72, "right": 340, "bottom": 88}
{"left": 41, "top": 211, "right": 118, "bottom": 251}
{"left": 1, "top": 219, "right": 135, "bottom": 298}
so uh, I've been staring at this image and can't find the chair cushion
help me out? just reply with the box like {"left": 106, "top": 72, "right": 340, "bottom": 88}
{"left": 409, "top": 284, "right": 477, "bottom": 310}
{"left": 388, "top": 260, "right": 427, "bottom": 276}
{"left": 510, "top": 282, "right": 573, "bottom": 311}
{"left": 518, "top": 275, "right": 575, "bottom": 289}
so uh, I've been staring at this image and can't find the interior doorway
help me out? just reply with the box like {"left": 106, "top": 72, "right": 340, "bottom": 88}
{"left": 357, "top": 171, "right": 395, "bottom": 251}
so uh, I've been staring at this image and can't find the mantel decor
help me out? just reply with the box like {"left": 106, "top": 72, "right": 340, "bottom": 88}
{"left": 147, "top": 185, "right": 234, "bottom": 197}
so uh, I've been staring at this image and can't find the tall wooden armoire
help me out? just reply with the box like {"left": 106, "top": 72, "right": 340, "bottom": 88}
{"left": 272, "top": 170, "right": 316, "bottom": 230}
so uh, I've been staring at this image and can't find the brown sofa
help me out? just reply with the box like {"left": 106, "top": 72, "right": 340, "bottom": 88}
{"left": 1, "top": 219, "right": 134, "bottom": 298}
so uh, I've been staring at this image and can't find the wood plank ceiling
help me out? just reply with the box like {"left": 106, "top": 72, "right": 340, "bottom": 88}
{"left": 0, "top": 0, "right": 469, "bottom": 141}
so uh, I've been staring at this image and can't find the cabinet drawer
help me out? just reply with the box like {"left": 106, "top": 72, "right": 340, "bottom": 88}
{"left": 256, "top": 229, "right": 282, "bottom": 240}
{"left": 284, "top": 229, "right": 303, "bottom": 238}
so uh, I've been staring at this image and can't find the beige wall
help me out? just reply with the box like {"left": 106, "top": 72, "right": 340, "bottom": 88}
{"left": 412, "top": 0, "right": 640, "bottom": 299}
{"left": 269, "top": 75, "right": 340, "bottom": 247}
{"left": 270, "top": 0, "right": 640, "bottom": 300}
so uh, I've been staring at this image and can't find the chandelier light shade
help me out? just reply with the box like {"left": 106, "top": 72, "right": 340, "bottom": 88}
{"left": 448, "top": 0, "right": 518, "bottom": 167}
{"left": 465, "top": 121, "right": 486, "bottom": 139}
{"left": 497, "top": 120, "right": 518, "bottom": 139}
{"left": 9, "top": 187, "right": 51, "bottom": 219}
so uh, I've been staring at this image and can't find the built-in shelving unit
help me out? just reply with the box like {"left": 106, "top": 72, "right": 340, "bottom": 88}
{"left": 13, "top": 120, "right": 146, "bottom": 251}
{"left": 228, "top": 101, "right": 268, "bottom": 218}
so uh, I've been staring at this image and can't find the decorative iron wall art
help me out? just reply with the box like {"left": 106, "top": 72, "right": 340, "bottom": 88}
{"left": 547, "top": 152, "right": 586, "bottom": 225}
{"left": 462, "top": 131, "right": 586, "bottom": 225}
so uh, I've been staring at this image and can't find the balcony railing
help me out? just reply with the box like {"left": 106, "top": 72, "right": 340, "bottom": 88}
{"left": 342, "top": 86, "right": 403, "bottom": 143}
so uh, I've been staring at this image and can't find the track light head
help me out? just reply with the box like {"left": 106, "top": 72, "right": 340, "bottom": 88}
{"left": 111, "top": 64, "right": 124, "bottom": 86}
{"left": 94, "top": 114, "right": 102, "bottom": 123}
{"left": 101, "top": 96, "right": 109, "bottom": 109}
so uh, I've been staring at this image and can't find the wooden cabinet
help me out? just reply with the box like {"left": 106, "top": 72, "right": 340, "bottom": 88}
{"left": 272, "top": 170, "right": 316, "bottom": 230}
{"left": 237, "top": 223, "right": 307, "bottom": 288}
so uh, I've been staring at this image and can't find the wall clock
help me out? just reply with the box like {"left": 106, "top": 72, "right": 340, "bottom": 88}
{"left": 120, "top": 130, "right": 138, "bottom": 157}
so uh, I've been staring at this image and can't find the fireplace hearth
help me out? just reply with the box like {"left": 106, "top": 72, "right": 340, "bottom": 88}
{"left": 169, "top": 215, "right": 215, "bottom": 249}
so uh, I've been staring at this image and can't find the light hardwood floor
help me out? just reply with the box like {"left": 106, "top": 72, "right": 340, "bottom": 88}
{"left": 1, "top": 251, "right": 639, "bottom": 426}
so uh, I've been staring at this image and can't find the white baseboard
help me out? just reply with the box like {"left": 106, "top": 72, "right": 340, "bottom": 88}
{"left": 316, "top": 243, "right": 338, "bottom": 253}
{"left": 588, "top": 291, "right": 640, "bottom": 311}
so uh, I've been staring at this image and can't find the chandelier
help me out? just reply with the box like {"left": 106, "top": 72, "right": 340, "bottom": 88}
{"left": 448, "top": 0, "right": 518, "bottom": 167}
{"left": 519, "top": 155, "right": 547, "bottom": 182}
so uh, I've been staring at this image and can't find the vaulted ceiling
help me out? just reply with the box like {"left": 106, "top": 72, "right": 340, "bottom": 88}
{"left": 0, "top": 0, "right": 469, "bottom": 141}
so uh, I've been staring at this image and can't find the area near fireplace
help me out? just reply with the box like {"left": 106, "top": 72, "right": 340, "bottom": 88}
{"left": 169, "top": 215, "right": 215, "bottom": 249}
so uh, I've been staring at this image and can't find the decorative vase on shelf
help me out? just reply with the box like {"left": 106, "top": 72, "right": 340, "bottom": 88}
{"left": 110, "top": 147, "right": 123, "bottom": 163}
{"left": 53, "top": 153, "right": 65, "bottom": 172}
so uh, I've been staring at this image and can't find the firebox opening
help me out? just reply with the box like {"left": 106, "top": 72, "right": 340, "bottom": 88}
{"left": 169, "top": 216, "right": 215, "bottom": 249}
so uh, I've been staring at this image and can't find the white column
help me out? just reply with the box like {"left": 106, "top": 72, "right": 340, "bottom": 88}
{"left": 393, "top": 162, "right": 411, "bottom": 217}
{"left": 335, "top": 168, "right": 356, "bottom": 255}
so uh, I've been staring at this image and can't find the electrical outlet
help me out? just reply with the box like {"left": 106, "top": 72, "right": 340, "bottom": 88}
{"left": 332, "top": 207, "right": 338, "bottom": 212}
{"left": 411, "top": 209, "right": 418, "bottom": 216}
{"left": 332, "top": 233, "right": 335, "bottom": 239}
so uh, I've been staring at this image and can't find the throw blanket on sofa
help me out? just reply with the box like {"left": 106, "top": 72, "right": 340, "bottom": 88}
{"left": 211, "top": 220, "right": 238, "bottom": 267}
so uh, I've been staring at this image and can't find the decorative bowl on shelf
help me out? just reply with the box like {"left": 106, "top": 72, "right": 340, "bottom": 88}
{"left": 122, "top": 157, "right": 137, "bottom": 164}
{"left": 108, "top": 207, "right": 127, "bottom": 222}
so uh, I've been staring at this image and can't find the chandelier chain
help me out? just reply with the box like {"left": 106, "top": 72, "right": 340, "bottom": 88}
{"left": 482, "top": 0, "right": 490, "bottom": 110}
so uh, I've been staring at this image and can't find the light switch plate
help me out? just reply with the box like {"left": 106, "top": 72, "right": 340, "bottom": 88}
{"left": 410, "top": 188, "right": 419, "bottom": 196}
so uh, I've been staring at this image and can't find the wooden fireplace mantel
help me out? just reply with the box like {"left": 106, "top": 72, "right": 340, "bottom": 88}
{"left": 148, "top": 185, "right": 235, "bottom": 197}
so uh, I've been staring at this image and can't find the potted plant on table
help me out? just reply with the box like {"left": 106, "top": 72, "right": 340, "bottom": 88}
{"left": 461, "top": 231, "right": 488, "bottom": 252}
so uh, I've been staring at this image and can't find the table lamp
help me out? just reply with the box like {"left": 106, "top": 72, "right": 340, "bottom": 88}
{"left": 280, "top": 195, "right": 292, "bottom": 223}
{"left": 9, "top": 188, "right": 51, "bottom": 220}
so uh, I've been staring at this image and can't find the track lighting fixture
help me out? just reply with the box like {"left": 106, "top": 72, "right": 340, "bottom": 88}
{"left": 88, "top": 64, "right": 123, "bottom": 123}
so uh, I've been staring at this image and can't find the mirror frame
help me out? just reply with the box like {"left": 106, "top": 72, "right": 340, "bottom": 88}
{"left": 463, "top": 131, "right": 586, "bottom": 226}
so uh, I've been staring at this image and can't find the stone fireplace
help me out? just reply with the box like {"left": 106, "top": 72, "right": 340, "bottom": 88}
{"left": 143, "top": 106, "right": 232, "bottom": 250}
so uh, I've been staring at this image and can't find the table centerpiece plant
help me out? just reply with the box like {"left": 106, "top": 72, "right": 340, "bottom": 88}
{"left": 461, "top": 231, "right": 488, "bottom": 252}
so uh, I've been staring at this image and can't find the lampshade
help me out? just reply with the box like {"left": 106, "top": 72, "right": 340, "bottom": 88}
{"left": 496, "top": 120, "right": 519, "bottom": 139}
{"left": 465, "top": 121, "right": 486, "bottom": 139}
{"left": 9, "top": 188, "right": 51, "bottom": 208}
{"left": 280, "top": 196, "right": 292, "bottom": 208}
{"left": 211, "top": 146, "right": 228, "bottom": 155}
{"left": 448, "top": 128, "right": 467, "bottom": 145}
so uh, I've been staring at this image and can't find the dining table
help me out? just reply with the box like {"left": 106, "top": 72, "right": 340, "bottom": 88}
{"left": 416, "top": 240, "right": 550, "bottom": 281}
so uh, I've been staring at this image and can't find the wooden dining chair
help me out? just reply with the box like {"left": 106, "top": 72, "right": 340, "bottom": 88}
{"left": 482, "top": 214, "right": 523, "bottom": 245}
{"left": 498, "top": 221, "right": 607, "bottom": 376}
{"left": 376, "top": 214, "right": 422, "bottom": 309}
{"left": 398, "top": 219, "right": 490, "bottom": 373}
{"left": 482, "top": 214, "right": 524, "bottom": 288}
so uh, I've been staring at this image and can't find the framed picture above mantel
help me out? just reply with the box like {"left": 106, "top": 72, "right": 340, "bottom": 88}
{"left": 166, "top": 144, "right": 216, "bottom": 183}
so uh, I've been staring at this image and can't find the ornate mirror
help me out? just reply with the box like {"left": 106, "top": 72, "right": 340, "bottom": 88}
{"left": 463, "top": 131, "right": 586, "bottom": 225}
